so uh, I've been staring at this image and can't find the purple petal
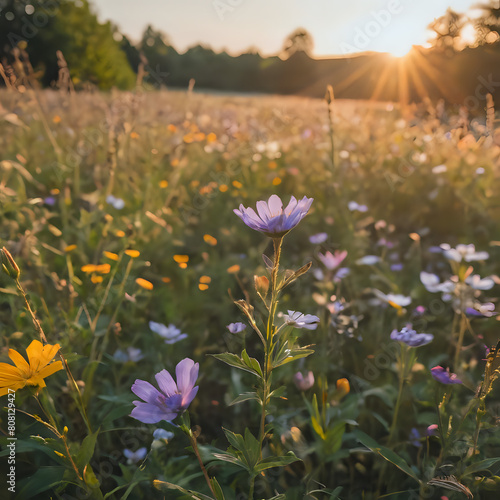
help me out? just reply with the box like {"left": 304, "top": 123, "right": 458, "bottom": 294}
{"left": 181, "top": 385, "right": 199, "bottom": 408}
{"left": 176, "top": 358, "right": 198, "bottom": 395}
{"left": 131, "top": 380, "right": 162, "bottom": 404}
{"left": 155, "top": 370, "right": 178, "bottom": 397}
{"left": 130, "top": 401, "right": 177, "bottom": 423}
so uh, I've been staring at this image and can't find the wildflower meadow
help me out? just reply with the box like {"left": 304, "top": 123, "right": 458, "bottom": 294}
{"left": 1, "top": 86, "right": 500, "bottom": 500}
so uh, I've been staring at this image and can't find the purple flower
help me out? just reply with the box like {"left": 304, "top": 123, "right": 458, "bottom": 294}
{"left": 130, "top": 358, "right": 199, "bottom": 423}
{"left": 227, "top": 322, "right": 246, "bottom": 334}
{"left": 293, "top": 371, "right": 314, "bottom": 391}
{"left": 431, "top": 366, "right": 462, "bottom": 385}
{"left": 409, "top": 428, "right": 421, "bottom": 447}
{"left": 334, "top": 267, "right": 350, "bottom": 282}
{"left": 466, "top": 302, "right": 497, "bottom": 318}
{"left": 284, "top": 310, "right": 320, "bottom": 330}
{"left": 123, "top": 447, "right": 147, "bottom": 464}
{"left": 309, "top": 232, "right": 328, "bottom": 244}
{"left": 44, "top": 196, "right": 56, "bottom": 206}
{"left": 234, "top": 195, "right": 313, "bottom": 237}
{"left": 318, "top": 250, "right": 347, "bottom": 270}
{"left": 390, "top": 326, "right": 433, "bottom": 347}
{"left": 149, "top": 321, "right": 187, "bottom": 344}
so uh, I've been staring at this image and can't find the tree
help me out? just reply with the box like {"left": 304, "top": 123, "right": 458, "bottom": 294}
{"left": 427, "top": 8, "right": 466, "bottom": 52}
{"left": 281, "top": 28, "right": 314, "bottom": 59}
{"left": 0, "top": 0, "right": 135, "bottom": 89}
{"left": 475, "top": 1, "right": 500, "bottom": 45}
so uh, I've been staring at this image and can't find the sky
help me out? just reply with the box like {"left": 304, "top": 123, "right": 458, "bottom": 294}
{"left": 92, "top": 0, "right": 480, "bottom": 58}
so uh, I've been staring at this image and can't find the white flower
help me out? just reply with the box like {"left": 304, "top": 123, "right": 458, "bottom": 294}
{"left": 284, "top": 311, "right": 320, "bottom": 330}
{"left": 465, "top": 274, "right": 495, "bottom": 290}
{"left": 356, "top": 255, "right": 381, "bottom": 265}
{"left": 373, "top": 290, "right": 411, "bottom": 306}
{"left": 440, "top": 243, "right": 489, "bottom": 262}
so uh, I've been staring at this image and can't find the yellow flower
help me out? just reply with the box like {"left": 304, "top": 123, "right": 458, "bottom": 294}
{"left": 64, "top": 245, "right": 77, "bottom": 253}
{"left": 0, "top": 340, "right": 63, "bottom": 396}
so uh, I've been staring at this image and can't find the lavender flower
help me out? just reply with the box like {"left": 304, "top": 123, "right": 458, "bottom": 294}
{"left": 123, "top": 447, "right": 147, "bottom": 464}
{"left": 466, "top": 302, "right": 497, "bottom": 318}
{"left": 284, "top": 310, "right": 320, "bottom": 330}
{"left": 356, "top": 255, "right": 381, "bottom": 265}
{"left": 227, "top": 322, "right": 246, "bottom": 334}
{"left": 130, "top": 358, "right": 199, "bottom": 423}
{"left": 44, "top": 196, "right": 56, "bottom": 206}
{"left": 106, "top": 194, "right": 125, "bottom": 210}
{"left": 153, "top": 428, "right": 174, "bottom": 441}
{"left": 390, "top": 326, "right": 433, "bottom": 347}
{"left": 309, "top": 232, "right": 328, "bottom": 244}
{"left": 293, "top": 371, "right": 314, "bottom": 391}
{"left": 348, "top": 201, "right": 368, "bottom": 212}
{"left": 318, "top": 250, "right": 347, "bottom": 270}
{"left": 149, "top": 321, "right": 188, "bottom": 344}
{"left": 431, "top": 366, "right": 462, "bottom": 384}
{"left": 234, "top": 195, "right": 313, "bottom": 237}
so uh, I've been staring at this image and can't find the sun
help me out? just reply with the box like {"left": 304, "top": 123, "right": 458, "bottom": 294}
{"left": 387, "top": 43, "right": 414, "bottom": 58}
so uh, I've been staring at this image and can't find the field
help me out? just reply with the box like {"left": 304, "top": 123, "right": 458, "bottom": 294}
{"left": 1, "top": 88, "right": 500, "bottom": 499}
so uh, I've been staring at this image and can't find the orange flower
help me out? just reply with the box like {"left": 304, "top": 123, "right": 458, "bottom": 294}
{"left": 173, "top": 255, "right": 189, "bottom": 264}
{"left": 0, "top": 340, "right": 63, "bottom": 396}
{"left": 227, "top": 265, "right": 240, "bottom": 274}
{"left": 103, "top": 251, "right": 119, "bottom": 261}
{"left": 125, "top": 250, "right": 140, "bottom": 258}
{"left": 203, "top": 234, "right": 217, "bottom": 246}
{"left": 136, "top": 278, "right": 153, "bottom": 290}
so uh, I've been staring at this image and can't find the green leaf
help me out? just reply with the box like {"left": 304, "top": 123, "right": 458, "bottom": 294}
{"left": 153, "top": 480, "right": 215, "bottom": 500}
{"left": 281, "top": 261, "right": 313, "bottom": 288}
{"left": 210, "top": 477, "right": 226, "bottom": 500}
{"left": 311, "top": 415, "right": 326, "bottom": 440}
{"left": 16, "top": 467, "right": 66, "bottom": 499}
{"left": 76, "top": 429, "right": 100, "bottom": 473}
{"left": 228, "top": 392, "right": 261, "bottom": 406}
{"left": 273, "top": 347, "right": 314, "bottom": 368}
{"left": 213, "top": 452, "right": 247, "bottom": 469}
{"left": 268, "top": 385, "right": 286, "bottom": 400}
{"left": 354, "top": 430, "right": 420, "bottom": 484}
{"left": 464, "top": 457, "right": 500, "bottom": 475}
{"left": 241, "top": 349, "right": 263, "bottom": 377}
{"left": 254, "top": 451, "right": 300, "bottom": 472}
{"left": 325, "top": 422, "right": 345, "bottom": 454}
{"left": 223, "top": 427, "right": 247, "bottom": 454}
{"left": 212, "top": 353, "right": 261, "bottom": 377}
{"left": 243, "top": 428, "right": 261, "bottom": 469}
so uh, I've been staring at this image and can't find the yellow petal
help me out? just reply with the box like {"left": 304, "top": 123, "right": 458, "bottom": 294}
{"left": 8, "top": 349, "right": 30, "bottom": 374}
{"left": 37, "top": 360, "right": 63, "bottom": 380}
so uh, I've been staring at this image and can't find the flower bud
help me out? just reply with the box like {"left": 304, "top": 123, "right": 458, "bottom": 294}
{"left": 325, "top": 85, "right": 334, "bottom": 105}
{"left": 1, "top": 247, "right": 20, "bottom": 279}
{"left": 336, "top": 378, "right": 350, "bottom": 398}
{"left": 254, "top": 275, "right": 269, "bottom": 299}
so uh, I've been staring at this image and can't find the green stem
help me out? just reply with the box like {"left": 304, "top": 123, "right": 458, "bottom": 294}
{"left": 454, "top": 312, "right": 467, "bottom": 370}
{"left": 388, "top": 344, "right": 408, "bottom": 445}
{"left": 258, "top": 237, "right": 282, "bottom": 459}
